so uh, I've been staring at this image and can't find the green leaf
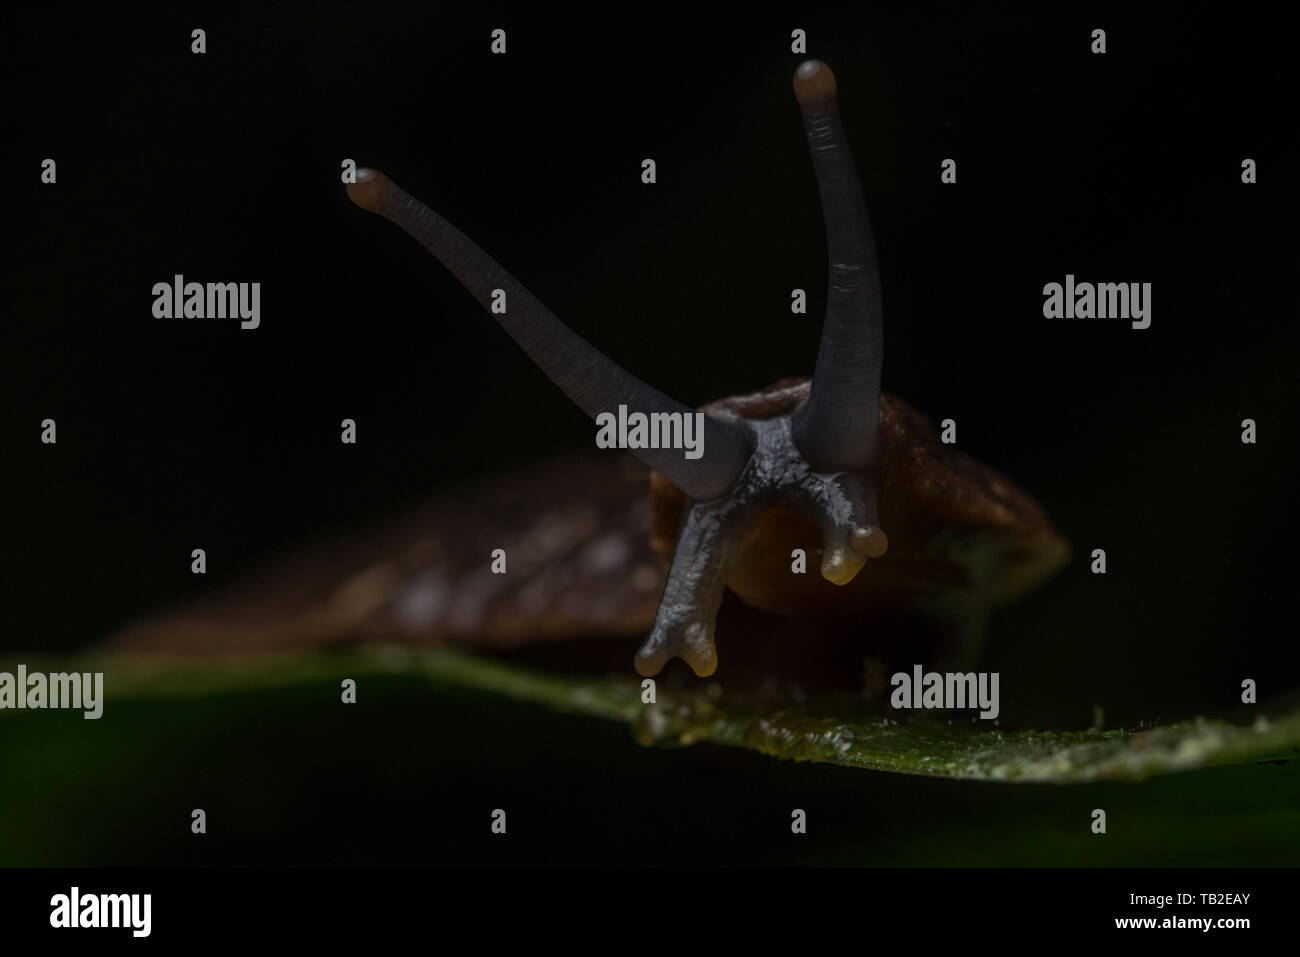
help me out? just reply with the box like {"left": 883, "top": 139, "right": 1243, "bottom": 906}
{"left": 14, "top": 648, "right": 1296, "bottom": 783}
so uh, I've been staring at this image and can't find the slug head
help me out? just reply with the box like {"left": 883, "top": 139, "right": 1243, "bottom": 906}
{"left": 651, "top": 380, "right": 1070, "bottom": 631}
{"left": 343, "top": 60, "right": 1064, "bottom": 680}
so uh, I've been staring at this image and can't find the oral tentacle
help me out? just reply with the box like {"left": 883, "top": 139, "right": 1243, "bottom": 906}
{"left": 635, "top": 496, "right": 752, "bottom": 678}
{"left": 807, "top": 471, "right": 887, "bottom": 585}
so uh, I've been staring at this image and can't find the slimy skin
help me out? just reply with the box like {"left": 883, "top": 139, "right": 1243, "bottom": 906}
{"left": 344, "top": 60, "right": 1064, "bottom": 679}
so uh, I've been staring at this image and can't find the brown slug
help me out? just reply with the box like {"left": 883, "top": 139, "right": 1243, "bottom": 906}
{"left": 109, "top": 60, "right": 1068, "bottom": 683}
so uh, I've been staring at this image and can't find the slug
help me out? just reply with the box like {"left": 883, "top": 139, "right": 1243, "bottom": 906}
{"left": 109, "top": 61, "right": 1068, "bottom": 684}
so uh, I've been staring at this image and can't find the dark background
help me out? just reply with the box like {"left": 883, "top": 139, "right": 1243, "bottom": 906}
{"left": 4, "top": 2, "right": 1297, "bottom": 865}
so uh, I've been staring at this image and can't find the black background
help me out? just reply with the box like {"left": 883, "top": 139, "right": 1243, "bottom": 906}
{"left": 4, "top": 2, "right": 1298, "bottom": 868}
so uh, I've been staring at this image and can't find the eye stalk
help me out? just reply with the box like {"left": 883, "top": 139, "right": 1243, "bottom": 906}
{"left": 345, "top": 169, "right": 754, "bottom": 502}
{"left": 789, "top": 59, "right": 884, "bottom": 476}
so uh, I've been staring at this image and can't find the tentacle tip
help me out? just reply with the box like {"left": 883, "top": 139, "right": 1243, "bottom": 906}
{"left": 793, "top": 59, "right": 837, "bottom": 103}
{"left": 680, "top": 622, "right": 719, "bottom": 677}
{"left": 851, "top": 524, "right": 889, "bottom": 559}
{"left": 820, "top": 547, "right": 866, "bottom": 585}
{"left": 681, "top": 647, "right": 718, "bottom": 678}
{"left": 346, "top": 167, "right": 394, "bottom": 212}
{"left": 634, "top": 645, "right": 667, "bottom": 678}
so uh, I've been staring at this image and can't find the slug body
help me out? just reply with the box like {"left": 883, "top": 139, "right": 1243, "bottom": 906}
{"left": 111, "top": 60, "right": 1067, "bottom": 680}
